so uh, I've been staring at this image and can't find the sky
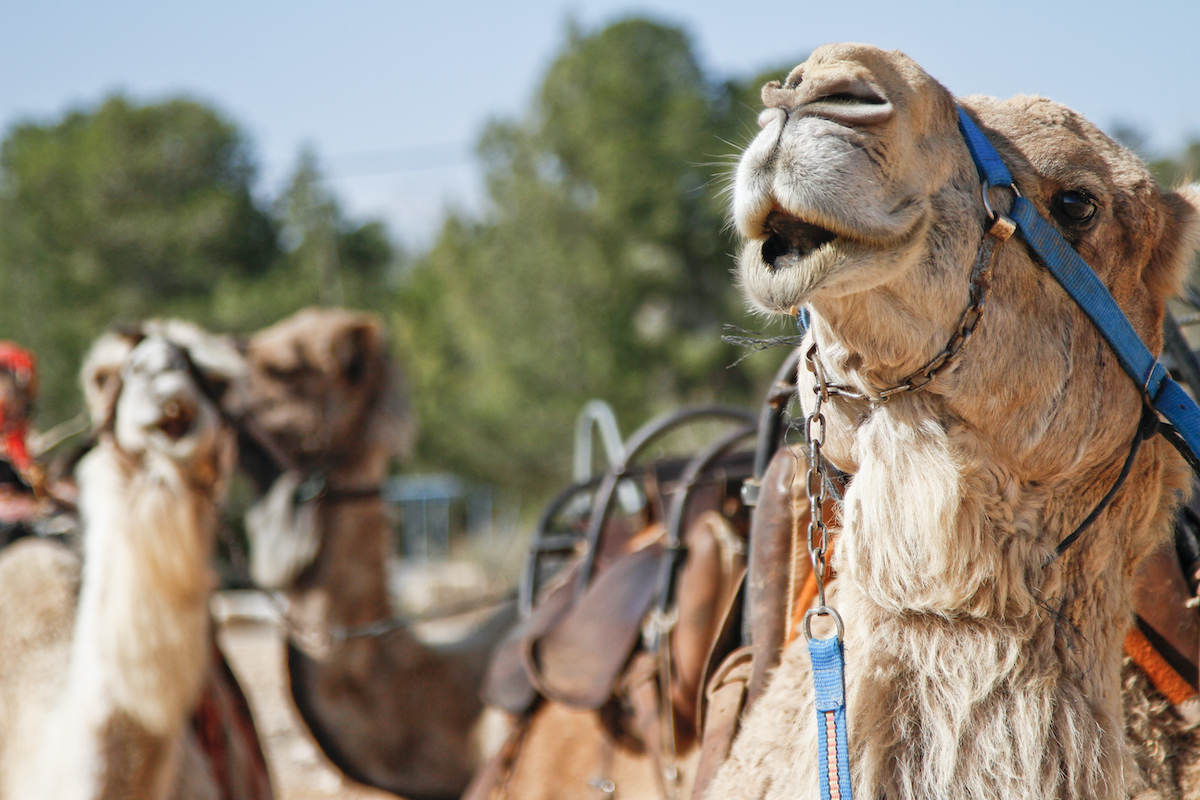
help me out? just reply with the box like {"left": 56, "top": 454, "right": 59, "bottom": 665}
{"left": 2, "top": 0, "right": 1198, "bottom": 248}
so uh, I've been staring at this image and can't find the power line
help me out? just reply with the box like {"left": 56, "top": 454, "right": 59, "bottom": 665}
{"left": 272, "top": 140, "right": 475, "bottom": 180}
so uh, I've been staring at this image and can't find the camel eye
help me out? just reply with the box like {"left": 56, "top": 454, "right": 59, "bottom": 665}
{"left": 1052, "top": 190, "right": 1097, "bottom": 225}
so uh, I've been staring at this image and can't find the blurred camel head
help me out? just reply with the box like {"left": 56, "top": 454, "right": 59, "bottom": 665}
{"left": 231, "top": 307, "right": 412, "bottom": 473}
{"left": 82, "top": 320, "right": 241, "bottom": 491}
{"left": 231, "top": 308, "right": 413, "bottom": 590}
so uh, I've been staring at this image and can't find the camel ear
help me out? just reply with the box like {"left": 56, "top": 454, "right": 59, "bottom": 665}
{"left": 142, "top": 319, "right": 244, "bottom": 402}
{"left": 326, "top": 314, "right": 415, "bottom": 459}
{"left": 328, "top": 317, "right": 382, "bottom": 387}
{"left": 1145, "top": 184, "right": 1200, "bottom": 300}
{"left": 81, "top": 332, "right": 136, "bottom": 429}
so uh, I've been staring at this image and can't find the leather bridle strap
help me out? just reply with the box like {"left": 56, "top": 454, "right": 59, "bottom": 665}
{"left": 956, "top": 107, "right": 1200, "bottom": 475}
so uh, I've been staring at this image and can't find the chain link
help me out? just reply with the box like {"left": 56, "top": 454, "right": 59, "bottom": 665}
{"left": 807, "top": 233, "right": 1001, "bottom": 404}
{"left": 803, "top": 387, "right": 835, "bottom": 622}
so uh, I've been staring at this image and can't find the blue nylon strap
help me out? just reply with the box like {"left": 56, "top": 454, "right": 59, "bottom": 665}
{"left": 956, "top": 107, "right": 1013, "bottom": 187}
{"left": 1150, "top": 379, "right": 1200, "bottom": 471}
{"left": 956, "top": 105, "right": 1200, "bottom": 470}
{"left": 810, "top": 636, "right": 853, "bottom": 800}
{"left": 1009, "top": 197, "right": 1167, "bottom": 392}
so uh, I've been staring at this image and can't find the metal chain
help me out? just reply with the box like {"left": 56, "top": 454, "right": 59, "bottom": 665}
{"left": 801, "top": 362, "right": 844, "bottom": 641}
{"left": 805, "top": 390, "right": 831, "bottom": 611}
{"left": 810, "top": 231, "right": 1003, "bottom": 404}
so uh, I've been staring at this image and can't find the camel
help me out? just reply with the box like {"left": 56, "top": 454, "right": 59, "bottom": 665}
{"left": 704, "top": 43, "right": 1200, "bottom": 800}
{"left": 0, "top": 321, "right": 269, "bottom": 799}
{"left": 232, "top": 307, "right": 515, "bottom": 800}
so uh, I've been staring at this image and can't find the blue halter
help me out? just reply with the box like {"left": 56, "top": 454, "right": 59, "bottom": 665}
{"left": 955, "top": 107, "right": 1200, "bottom": 473}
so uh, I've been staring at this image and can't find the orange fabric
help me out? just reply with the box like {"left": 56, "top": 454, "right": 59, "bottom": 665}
{"left": 1124, "top": 626, "right": 1198, "bottom": 707}
{"left": 787, "top": 569, "right": 819, "bottom": 645}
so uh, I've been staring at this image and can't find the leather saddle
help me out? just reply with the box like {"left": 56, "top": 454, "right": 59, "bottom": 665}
{"left": 482, "top": 468, "right": 749, "bottom": 739}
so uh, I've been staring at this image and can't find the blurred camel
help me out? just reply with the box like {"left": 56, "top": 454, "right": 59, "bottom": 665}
{"left": 0, "top": 322, "right": 270, "bottom": 800}
{"left": 234, "top": 307, "right": 514, "bottom": 800}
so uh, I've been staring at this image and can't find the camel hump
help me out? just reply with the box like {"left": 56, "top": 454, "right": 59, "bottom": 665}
{"left": 0, "top": 538, "right": 80, "bottom": 648}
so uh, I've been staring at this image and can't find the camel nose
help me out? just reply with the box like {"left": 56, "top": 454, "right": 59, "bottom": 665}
{"left": 761, "top": 61, "right": 893, "bottom": 126}
{"left": 157, "top": 391, "right": 199, "bottom": 440}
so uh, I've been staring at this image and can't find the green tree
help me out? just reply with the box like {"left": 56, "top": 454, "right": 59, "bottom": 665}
{"left": 0, "top": 97, "right": 396, "bottom": 425}
{"left": 210, "top": 148, "right": 397, "bottom": 327}
{"left": 0, "top": 95, "right": 278, "bottom": 422}
{"left": 393, "top": 17, "right": 803, "bottom": 496}
{"left": 1149, "top": 141, "right": 1200, "bottom": 190}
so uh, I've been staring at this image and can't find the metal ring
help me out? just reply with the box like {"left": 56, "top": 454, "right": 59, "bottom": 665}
{"left": 802, "top": 605, "right": 844, "bottom": 641}
{"left": 979, "top": 181, "right": 994, "bottom": 225}
{"left": 981, "top": 179, "right": 1021, "bottom": 225}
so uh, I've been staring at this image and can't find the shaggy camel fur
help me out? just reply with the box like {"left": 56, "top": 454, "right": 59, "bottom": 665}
{"left": 233, "top": 307, "right": 514, "bottom": 800}
{"left": 0, "top": 322, "right": 251, "bottom": 799}
{"left": 707, "top": 44, "right": 1200, "bottom": 800}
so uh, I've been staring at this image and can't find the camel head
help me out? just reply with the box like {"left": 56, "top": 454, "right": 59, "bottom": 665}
{"left": 733, "top": 44, "right": 1200, "bottom": 617}
{"left": 735, "top": 43, "right": 1200, "bottom": 462}
{"left": 81, "top": 320, "right": 241, "bottom": 490}
{"left": 232, "top": 307, "right": 412, "bottom": 474}
{"left": 735, "top": 44, "right": 1199, "bottom": 348}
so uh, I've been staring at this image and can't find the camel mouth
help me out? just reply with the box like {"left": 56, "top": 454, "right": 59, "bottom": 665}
{"left": 158, "top": 399, "right": 197, "bottom": 440}
{"left": 760, "top": 209, "right": 838, "bottom": 271}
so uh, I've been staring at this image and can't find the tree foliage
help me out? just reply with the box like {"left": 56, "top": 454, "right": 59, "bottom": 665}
{"left": 0, "top": 96, "right": 273, "bottom": 418}
{"left": 1149, "top": 141, "right": 1200, "bottom": 191}
{"left": 0, "top": 98, "right": 394, "bottom": 423}
{"left": 393, "top": 18, "right": 802, "bottom": 495}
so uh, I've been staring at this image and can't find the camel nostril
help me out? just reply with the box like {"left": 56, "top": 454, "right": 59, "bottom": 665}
{"left": 158, "top": 398, "right": 197, "bottom": 440}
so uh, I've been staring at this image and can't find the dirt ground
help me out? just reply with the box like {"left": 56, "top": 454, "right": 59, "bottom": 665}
{"left": 217, "top": 617, "right": 397, "bottom": 800}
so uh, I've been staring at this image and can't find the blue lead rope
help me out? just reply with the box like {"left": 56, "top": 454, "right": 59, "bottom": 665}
{"left": 810, "top": 636, "right": 853, "bottom": 800}
{"left": 956, "top": 107, "right": 1200, "bottom": 472}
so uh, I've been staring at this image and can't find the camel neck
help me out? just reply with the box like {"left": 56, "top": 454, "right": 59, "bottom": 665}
{"left": 315, "top": 445, "right": 390, "bottom": 492}
{"left": 302, "top": 493, "right": 397, "bottom": 628}
{"left": 842, "top": 583, "right": 1129, "bottom": 800}
{"left": 826, "top": 394, "right": 1179, "bottom": 799}
{"left": 69, "top": 442, "right": 215, "bottom": 737}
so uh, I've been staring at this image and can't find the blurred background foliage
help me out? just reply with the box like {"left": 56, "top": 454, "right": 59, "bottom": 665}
{"left": 392, "top": 19, "right": 797, "bottom": 494}
{"left": 1, "top": 16, "right": 1196, "bottom": 502}
{"left": 0, "top": 96, "right": 392, "bottom": 428}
